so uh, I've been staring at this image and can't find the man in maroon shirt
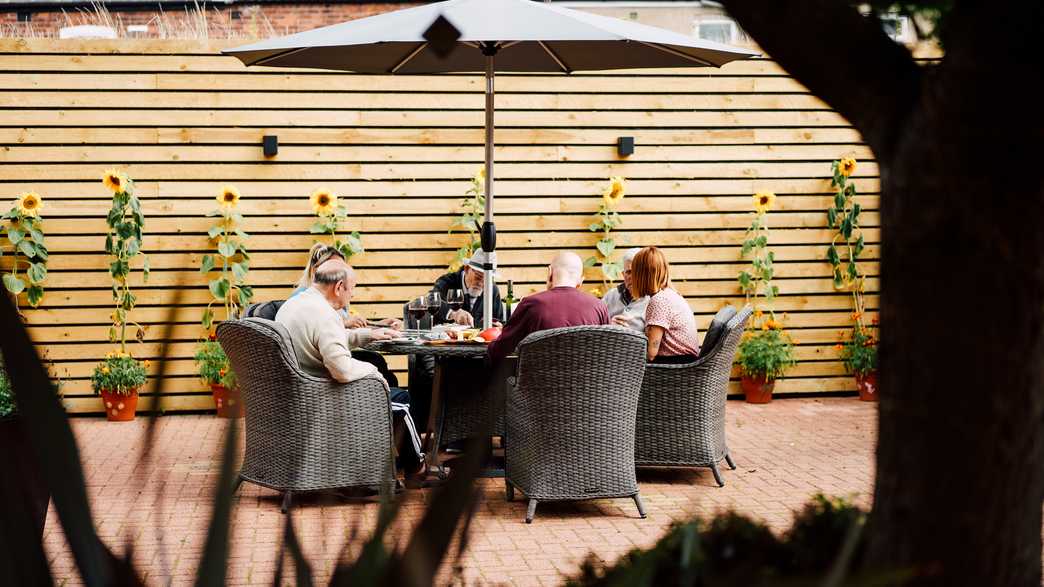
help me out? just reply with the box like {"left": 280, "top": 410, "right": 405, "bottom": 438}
{"left": 487, "top": 252, "right": 610, "bottom": 363}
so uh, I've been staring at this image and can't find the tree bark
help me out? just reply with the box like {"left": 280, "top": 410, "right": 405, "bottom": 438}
{"left": 722, "top": 1, "right": 1044, "bottom": 584}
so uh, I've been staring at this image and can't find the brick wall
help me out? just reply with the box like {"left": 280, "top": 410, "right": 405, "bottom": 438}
{"left": 0, "top": 3, "right": 419, "bottom": 38}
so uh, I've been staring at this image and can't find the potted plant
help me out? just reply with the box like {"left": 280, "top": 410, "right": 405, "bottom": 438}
{"left": 737, "top": 192, "right": 797, "bottom": 403}
{"left": 737, "top": 318, "right": 797, "bottom": 403}
{"left": 91, "top": 351, "right": 147, "bottom": 421}
{"left": 194, "top": 339, "right": 242, "bottom": 418}
{"left": 198, "top": 186, "right": 252, "bottom": 417}
{"left": 838, "top": 317, "right": 878, "bottom": 401}
{"left": 93, "top": 169, "right": 149, "bottom": 421}
{"left": 0, "top": 365, "right": 50, "bottom": 539}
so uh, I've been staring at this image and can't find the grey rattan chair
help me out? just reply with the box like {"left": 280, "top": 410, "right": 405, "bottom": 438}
{"left": 634, "top": 305, "right": 753, "bottom": 486}
{"left": 504, "top": 325, "right": 648, "bottom": 523}
{"left": 216, "top": 318, "right": 396, "bottom": 513}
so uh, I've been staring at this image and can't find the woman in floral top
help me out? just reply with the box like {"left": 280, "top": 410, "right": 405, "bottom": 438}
{"left": 631, "top": 247, "right": 700, "bottom": 363}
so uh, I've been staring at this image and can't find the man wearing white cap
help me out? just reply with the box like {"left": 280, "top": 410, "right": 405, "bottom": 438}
{"left": 428, "top": 249, "right": 504, "bottom": 327}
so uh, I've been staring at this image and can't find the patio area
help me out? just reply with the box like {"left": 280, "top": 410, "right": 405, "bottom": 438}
{"left": 44, "top": 397, "right": 876, "bottom": 585}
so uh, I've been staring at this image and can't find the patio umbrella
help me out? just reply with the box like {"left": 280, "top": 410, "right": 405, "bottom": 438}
{"left": 224, "top": 0, "right": 758, "bottom": 329}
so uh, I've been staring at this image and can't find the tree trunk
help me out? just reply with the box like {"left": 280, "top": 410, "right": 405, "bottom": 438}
{"left": 869, "top": 44, "right": 1044, "bottom": 587}
{"left": 718, "top": 1, "right": 1044, "bottom": 584}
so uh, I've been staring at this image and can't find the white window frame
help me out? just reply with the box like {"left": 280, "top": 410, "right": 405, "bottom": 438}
{"left": 693, "top": 19, "right": 739, "bottom": 44}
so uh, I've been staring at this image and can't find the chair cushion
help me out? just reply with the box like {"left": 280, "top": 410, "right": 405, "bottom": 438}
{"left": 244, "top": 300, "right": 285, "bottom": 321}
{"left": 700, "top": 305, "right": 737, "bottom": 357}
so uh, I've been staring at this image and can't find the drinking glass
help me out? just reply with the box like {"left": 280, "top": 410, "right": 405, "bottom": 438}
{"left": 446, "top": 289, "right": 465, "bottom": 314}
{"left": 407, "top": 296, "right": 428, "bottom": 330}
{"left": 424, "top": 291, "right": 442, "bottom": 327}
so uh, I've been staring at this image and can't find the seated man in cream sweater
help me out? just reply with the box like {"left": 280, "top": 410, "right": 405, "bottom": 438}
{"left": 276, "top": 259, "right": 396, "bottom": 384}
{"left": 277, "top": 259, "right": 426, "bottom": 480}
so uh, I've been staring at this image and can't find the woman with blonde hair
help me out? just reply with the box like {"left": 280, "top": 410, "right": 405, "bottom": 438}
{"left": 630, "top": 246, "right": 700, "bottom": 363}
{"left": 290, "top": 243, "right": 402, "bottom": 330}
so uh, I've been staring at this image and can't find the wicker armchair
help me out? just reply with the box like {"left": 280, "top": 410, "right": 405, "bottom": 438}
{"left": 634, "top": 305, "right": 753, "bottom": 486}
{"left": 504, "top": 325, "right": 648, "bottom": 523}
{"left": 216, "top": 318, "right": 395, "bottom": 512}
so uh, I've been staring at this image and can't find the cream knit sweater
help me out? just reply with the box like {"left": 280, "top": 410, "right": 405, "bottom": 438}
{"left": 275, "top": 287, "right": 379, "bottom": 383}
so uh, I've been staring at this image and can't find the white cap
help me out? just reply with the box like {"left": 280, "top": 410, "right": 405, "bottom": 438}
{"left": 466, "top": 249, "right": 498, "bottom": 275}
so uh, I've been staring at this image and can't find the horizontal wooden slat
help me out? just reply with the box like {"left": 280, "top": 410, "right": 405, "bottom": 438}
{"left": 0, "top": 144, "right": 875, "bottom": 163}
{"left": 4, "top": 109, "right": 853, "bottom": 128}
{"left": 0, "top": 127, "right": 867, "bottom": 146}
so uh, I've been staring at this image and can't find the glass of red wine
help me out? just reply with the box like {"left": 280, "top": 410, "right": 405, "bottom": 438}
{"left": 407, "top": 296, "right": 428, "bottom": 329}
{"left": 425, "top": 291, "right": 442, "bottom": 327}
{"left": 446, "top": 289, "right": 465, "bottom": 317}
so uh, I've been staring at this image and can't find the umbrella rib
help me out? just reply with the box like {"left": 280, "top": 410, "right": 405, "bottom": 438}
{"left": 635, "top": 41, "right": 715, "bottom": 67}
{"left": 390, "top": 42, "right": 428, "bottom": 73}
{"left": 537, "top": 41, "right": 571, "bottom": 74}
{"left": 250, "top": 47, "right": 311, "bottom": 67}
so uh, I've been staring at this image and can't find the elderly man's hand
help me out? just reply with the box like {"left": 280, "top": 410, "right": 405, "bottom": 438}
{"left": 342, "top": 314, "right": 367, "bottom": 329}
{"left": 370, "top": 328, "right": 398, "bottom": 341}
{"left": 611, "top": 315, "right": 630, "bottom": 327}
{"left": 376, "top": 317, "right": 403, "bottom": 330}
{"left": 448, "top": 309, "right": 475, "bottom": 326}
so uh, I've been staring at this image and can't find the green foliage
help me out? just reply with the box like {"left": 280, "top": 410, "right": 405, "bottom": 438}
{"left": 102, "top": 171, "right": 149, "bottom": 353}
{"left": 201, "top": 188, "right": 253, "bottom": 330}
{"left": 737, "top": 328, "right": 797, "bottom": 380}
{"left": 90, "top": 352, "right": 147, "bottom": 395}
{"left": 1, "top": 194, "right": 49, "bottom": 309}
{"left": 584, "top": 177, "right": 626, "bottom": 287}
{"left": 840, "top": 323, "right": 878, "bottom": 376}
{"left": 309, "top": 189, "right": 365, "bottom": 261}
{"left": 737, "top": 193, "right": 794, "bottom": 381}
{"left": 194, "top": 340, "right": 235, "bottom": 387}
{"left": 568, "top": 494, "right": 868, "bottom": 586}
{"left": 826, "top": 158, "right": 866, "bottom": 293}
{"left": 449, "top": 167, "right": 486, "bottom": 270}
{"left": 0, "top": 366, "right": 13, "bottom": 418}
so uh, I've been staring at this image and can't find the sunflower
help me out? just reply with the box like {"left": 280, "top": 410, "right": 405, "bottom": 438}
{"left": 310, "top": 188, "right": 337, "bottom": 216}
{"left": 217, "top": 185, "right": 241, "bottom": 209}
{"left": 102, "top": 169, "right": 129, "bottom": 194}
{"left": 17, "top": 192, "right": 43, "bottom": 216}
{"left": 753, "top": 191, "right": 776, "bottom": 214}
{"left": 602, "top": 176, "right": 626, "bottom": 207}
{"left": 838, "top": 157, "right": 857, "bottom": 177}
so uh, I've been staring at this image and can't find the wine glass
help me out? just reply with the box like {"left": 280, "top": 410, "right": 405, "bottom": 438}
{"left": 424, "top": 291, "right": 442, "bottom": 327}
{"left": 446, "top": 289, "right": 465, "bottom": 314}
{"left": 407, "top": 296, "right": 428, "bottom": 330}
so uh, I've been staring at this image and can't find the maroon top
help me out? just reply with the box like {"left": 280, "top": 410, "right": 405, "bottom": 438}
{"left": 487, "top": 286, "right": 610, "bottom": 363}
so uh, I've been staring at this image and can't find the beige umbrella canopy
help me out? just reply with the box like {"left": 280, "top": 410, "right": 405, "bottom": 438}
{"left": 225, "top": 0, "right": 757, "bottom": 329}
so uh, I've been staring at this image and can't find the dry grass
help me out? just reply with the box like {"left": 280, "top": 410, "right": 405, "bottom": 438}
{"left": 0, "top": 1, "right": 282, "bottom": 39}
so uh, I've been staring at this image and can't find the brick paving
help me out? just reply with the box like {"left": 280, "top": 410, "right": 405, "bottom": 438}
{"left": 44, "top": 398, "right": 877, "bottom": 585}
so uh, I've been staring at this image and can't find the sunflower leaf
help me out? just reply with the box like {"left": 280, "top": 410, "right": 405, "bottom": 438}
{"left": 18, "top": 239, "right": 36, "bottom": 258}
{"left": 209, "top": 278, "right": 230, "bottom": 301}
{"left": 3, "top": 274, "right": 26, "bottom": 294}
{"left": 7, "top": 228, "right": 24, "bottom": 246}
{"left": 217, "top": 242, "right": 236, "bottom": 258}
{"left": 200, "top": 255, "right": 215, "bottom": 274}
{"left": 231, "top": 262, "right": 248, "bottom": 282}
{"left": 208, "top": 226, "right": 223, "bottom": 239}
{"left": 26, "top": 285, "right": 44, "bottom": 307}
{"left": 309, "top": 222, "right": 327, "bottom": 234}
{"left": 27, "top": 263, "right": 46, "bottom": 284}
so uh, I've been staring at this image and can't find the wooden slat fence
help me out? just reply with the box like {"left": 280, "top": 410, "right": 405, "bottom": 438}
{"left": 0, "top": 39, "right": 880, "bottom": 413}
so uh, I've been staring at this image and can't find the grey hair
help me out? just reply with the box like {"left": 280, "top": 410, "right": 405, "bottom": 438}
{"left": 622, "top": 247, "right": 642, "bottom": 264}
{"left": 313, "top": 263, "right": 349, "bottom": 286}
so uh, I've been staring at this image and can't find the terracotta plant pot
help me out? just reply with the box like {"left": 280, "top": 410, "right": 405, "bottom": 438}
{"left": 0, "top": 415, "right": 50, "bottom": 542}
{"left": 855, "top": 371, "right": 879, "bottom": 402}
{"left": 99, "top": 389, "right": 138, "bottom": 421}
{"left": 741, "top": 375, "right": 775, "bottom": 404}
{"left": 211, "top": 384, "right": 244, "bottom": 419}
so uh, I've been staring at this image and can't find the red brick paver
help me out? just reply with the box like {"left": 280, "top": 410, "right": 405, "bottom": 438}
{"left": 43, "top": 398, "right": 877, "bottom": 585}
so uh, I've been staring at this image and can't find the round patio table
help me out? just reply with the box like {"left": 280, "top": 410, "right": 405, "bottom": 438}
{"left": 365, "top": 339, "right": 490, "bottom": 476}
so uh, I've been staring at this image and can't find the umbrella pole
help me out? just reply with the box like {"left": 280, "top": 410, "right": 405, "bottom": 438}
{"left": 481, "top": 50, "right": 496, "bottom": 330}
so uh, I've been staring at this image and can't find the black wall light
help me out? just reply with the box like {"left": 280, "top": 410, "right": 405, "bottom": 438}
{"left": 617, "top": 136, "right": 635, "bottom": 157}
{"left": 262, "top": 135, "right": 278, "bottom": 157}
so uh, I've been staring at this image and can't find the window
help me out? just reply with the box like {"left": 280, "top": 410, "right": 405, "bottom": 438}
{"left": 694, "top": 19, "right": 737, "bottom": 44}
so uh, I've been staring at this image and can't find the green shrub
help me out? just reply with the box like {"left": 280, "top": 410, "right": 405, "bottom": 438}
{"left": 90, "top": 352, "right": 147, "bottom": 395}
{"left": 840, "top": 326, "right": 878, "bottom": 376}
{"left": 194, "top": 340, "right": 235, "bottom": 388}
{"left": 568, "top": 494, "right": 867, "bottom": 587}
{"left": 736, "top": 328, "right": 797, "bottom": 380}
